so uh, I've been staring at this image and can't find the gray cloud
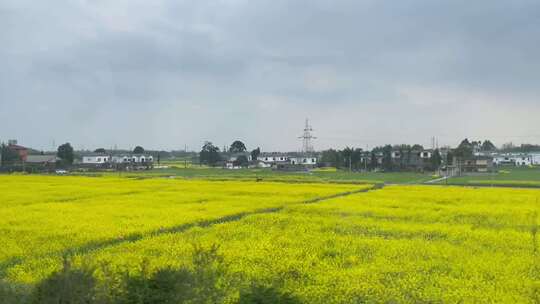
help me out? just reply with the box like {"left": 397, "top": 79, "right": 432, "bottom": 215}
{"left": 1, "top": 0, "right": 539, "bottom": 151}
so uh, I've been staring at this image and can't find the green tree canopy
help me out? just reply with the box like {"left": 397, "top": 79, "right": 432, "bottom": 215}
{"left": 200, "top": 142, "right": 221, "bottom": 166}
{"left": 229, "top": 141, "right": 247, "bottom": 153}
{"left": 481, "top": 140, "right": 497, "bottom": 151}
{"left": 133, "top": 146, "right": 145, "bottom": 154}
{"left": 382, "top": 145, "right": 393, "bottom": 171}
{"left": 454, "top": 139, "right": 473, "bottom": 158}
{"left": 0, "top": 143, "right": 21, "bottom": 165}
{"left": 369, "top": 151, "right": 378, "bottom": 170}
{"left": 57, "top": 143, "right": 74, "bottom": 165}
{"left": 320, "top": 149, "right": 341, "bottom": 168}
{"left": 430, "top": 149, "right": 442, "bottom": 169}
{"left": 94, "top": 148, "right": 106, "bottom": 154}
{"left": 411, "top": 144, "right": 424, "bottom": 151}
{"left": 250, "top": 147, "right": 261, "bottom": 161}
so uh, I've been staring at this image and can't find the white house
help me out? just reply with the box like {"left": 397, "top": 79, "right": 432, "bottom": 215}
{"left": 531, "top": 153, "right": 540, "bottom": 165}
{"left": 256, "top": 153, "right": 317, "bottom": 167}
{"left": 290, "top": 156, "right": 317, "bottom": 166}
{"left": 257, "top": 154, "right": 289, "bottom": 163}
{"left": 82, "top": 154, "right": 111, "bottom": 164}
{"left": 493, "top": 153, "right": 533, "bottom": 166}
{"left": 419, "top": 150, "right": 432, "bottom": 159}
{"left": 109, "top": 155, "right": 154, "bottom": 164}
{"left": 129, "top": 155, "right": 154, "bottom": 163}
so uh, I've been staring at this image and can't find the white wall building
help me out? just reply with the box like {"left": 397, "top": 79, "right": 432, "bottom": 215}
{"left": 83, "top": 154, "right": 154, "bottom": 165}
{"left": 290, "top": 156, "right": 317, "bottom": 165}
{"left": 493, "top": 154, "right": 533, "bottom": 166}
{"left": 256, "top": 153, "right": 317, "bottom": 167}
{"left": 531, "top": 153, "right": 540, "bottom": 165}
{"left": 82, "top": 155, "right": 111, "bottom": 164}
{"left": 257, "top": 154, "right": 289, "bottom": 163}
{"left": 129, "top": 155, "right": 153, "bottom": 163}
{"left": 419, "top": 151, "right": 432, "bottom": 159}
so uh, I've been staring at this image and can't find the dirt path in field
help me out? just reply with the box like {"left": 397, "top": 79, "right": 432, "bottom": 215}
{"left": 0, "top": 184, "right": 384, "bottom": 277}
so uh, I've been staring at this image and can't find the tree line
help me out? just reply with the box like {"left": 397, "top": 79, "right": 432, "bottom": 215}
{"left": 199, "top": 141, "right": 261, "bottom": 167}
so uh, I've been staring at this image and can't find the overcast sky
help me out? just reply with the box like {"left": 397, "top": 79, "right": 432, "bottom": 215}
{"left": 1, "top": 0, "right": 539, "bottom": 152}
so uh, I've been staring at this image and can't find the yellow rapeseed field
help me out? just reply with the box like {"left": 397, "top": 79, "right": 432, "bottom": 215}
{"left": 0, "top": 175, "right": 362, "bottom": 284}
{"left": 1, "top": 175, "right": 539, "bottom": 303}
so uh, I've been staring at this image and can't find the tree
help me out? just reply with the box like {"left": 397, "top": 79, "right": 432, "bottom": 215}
{"left": 57, "top": 143, "right": 74, "bottom": 165}
{"left": 369, "top": 151, "right": 378, "bottom": 170}
{"left": 342, "top": 147, "right": 353, "bottom": 170}
{"left": 250, "top": 147, "right": 261, "bottom": 161}
{"left": 446, "top": 150, "right": 454, "bottom": 166}
{"left": 481, "top": 140, "right": 496, "bottom": 151}
{"left": 382, "top": 145, "right": 393, "bottom": 171}
{"left": 229, "top": 141, "right": 247, "bottom": 153}
{"left": 0, "top": 143, "right": 20, "bottom": 166}
{"left": 200, "top": 142, "right": 221, "bottom": 166}
{"left": 94, "top": 148, "right": 106, "bottom": 154}
{"left": 411, "top": 144, "right": 424, "bottom": 151}
{"left": 430, "top": 149, "right": 442, "bottom": 170}
{"left": 351, "top": 148, "right": 363, "bottom": 170}
{"left": 133, "top": 146, "right": 145, "bottom": 154}
{"left": 321, "top": 149, "right": 341, "bottom": 168}
{"left": 454, "top": 139, "right": 473, "bottom": 158}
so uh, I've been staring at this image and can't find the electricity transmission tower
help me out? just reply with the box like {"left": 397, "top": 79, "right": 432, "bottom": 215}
{"left": 299, "top": 119, "right": 316, "bottom": 154}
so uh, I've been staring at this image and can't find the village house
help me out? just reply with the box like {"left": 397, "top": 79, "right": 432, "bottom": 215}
{"left": 7, "top": 140, "right": 29, "bottom": 161}
{"left": 82, "top": 154, "right": 111, "bottom": 164}
{"left": 290, "top": 156, "right": 317, "bottom": 166}
{"left": 224, "top": 153, "right": 252, "bottom": 169}
{"left": 82, "top": 154, "right": 154, "bottom": 165}
{"left": 532, "top": 153, "right": 540, "bottom": 165}
{"left": 257, "top": 153, "right": 290, "bottom": 164}
{"left": 25, "top": 155, "right": 60, "bottom": 171}
{"left": 454, "top": 156, "right": 494, "bottom": 173}
{"left": 389, "top": 148, "right": 434, "bottom": 170}
{"left": 493, "top": 153, "right": 534, "bottom": 166}
{"left": 256, "top": 153, "right": 318, "bottom": 170}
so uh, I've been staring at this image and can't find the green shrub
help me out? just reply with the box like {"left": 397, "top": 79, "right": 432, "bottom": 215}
{"left": 31, "top": 256, "right": 96, "bottom": 304}
{"left": 238, "top": 284, "right": 301, "bottom": 304}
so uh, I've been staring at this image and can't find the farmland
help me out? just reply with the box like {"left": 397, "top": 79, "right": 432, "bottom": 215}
{"left": 1, "top": 175, "right": 539, "bottom": 303}
{"left": 83, "top": 166, "right": 436, "bottom": 185}
{"left": 443, "top": 166, "right": 540, "bottom": 188}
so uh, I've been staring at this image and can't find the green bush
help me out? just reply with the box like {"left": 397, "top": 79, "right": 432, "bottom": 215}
{"left": 238, "top": 284, "right": 301, "bottom": 304}
{"left": 31, "top": 257, "right": 96, "bottom": 304}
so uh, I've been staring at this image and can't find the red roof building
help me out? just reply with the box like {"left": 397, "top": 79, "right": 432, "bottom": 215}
{"left": 8, "top": 144, "right": 29, "bottom": 161}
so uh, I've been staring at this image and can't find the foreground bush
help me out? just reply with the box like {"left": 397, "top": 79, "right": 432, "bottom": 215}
{"left": 0, "top": 244, "right": 301, "bottom": 304}
{"left": 238, "top": 284, "right": 301, "bottom": 304}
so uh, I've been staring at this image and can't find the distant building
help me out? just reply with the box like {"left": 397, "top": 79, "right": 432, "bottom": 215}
{"left": 256, "top": 153, "right": 317, "bottom": 170}
{"left": 82, "top": 154, "right": 111, "bottom": 164}
{"left": 26, "top": 155, "right": 60, "bottom": 164}
{"left": 257, "top": 154, "right": 290, "bottom": 163}
{"left": 454, "top": 156, "right": 494, "bottom": 173}
{"left": 128, "top": 154, "right": 154, "bottom": 164}
{"left": 493, "top": 153, "right": 533, "bottom": 166}
{"left": 25, "top": 155, "right": 60, "bottom": 171}
{"left": 7, "top": 143, "right": 29, "bottom": 161}
{"left": 389, "top": 148, "right": 434, "bottom": 170}
{"left": 290, "top": 156, "right": 317, "bottom": 166}
{"left": 532, "top": 153, "right": 540, "bottom": 165}
{"left": 82, "top": 153, "right": 153, "bottom": 167}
